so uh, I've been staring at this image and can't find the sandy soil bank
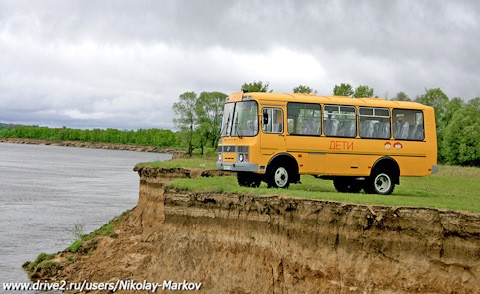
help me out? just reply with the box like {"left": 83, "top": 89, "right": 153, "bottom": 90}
{"left": 25, "top": 166, "right": 480, "bottom": 293}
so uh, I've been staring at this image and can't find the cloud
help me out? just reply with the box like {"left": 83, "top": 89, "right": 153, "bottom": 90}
{"left": 0, "top": 0, "right": 479, "bottom": 129}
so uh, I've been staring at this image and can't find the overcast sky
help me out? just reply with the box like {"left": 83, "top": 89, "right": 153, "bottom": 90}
{"left": 0, "top": 0, "right": 478, "bottom": 130}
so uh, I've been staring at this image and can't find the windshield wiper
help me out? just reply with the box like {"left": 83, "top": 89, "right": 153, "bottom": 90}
{"left": 220, "top": 114, "right": 231, "bottom": 137}
{"left": 234, "top": 116, "right": 243, "bottom": 139}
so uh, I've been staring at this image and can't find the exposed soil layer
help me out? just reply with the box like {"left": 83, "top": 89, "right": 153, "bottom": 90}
{"left": 0, "top": 138, "right": 185, "bottom": 158}
{"left": 29, "top": 167, "right": 480, "bottom": 293}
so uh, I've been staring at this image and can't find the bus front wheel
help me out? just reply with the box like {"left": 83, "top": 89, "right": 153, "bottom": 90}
{"left": 364, "top": 171, "right": 395, "bottom": 195}
{"left": 267, "top": 164, "right": 290, "bottom": 189}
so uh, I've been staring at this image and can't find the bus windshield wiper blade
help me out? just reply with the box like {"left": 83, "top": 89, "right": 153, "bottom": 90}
{"left": 234, "top": 116, "right": 243, "bottom": 138}
{"left": 220, "top": 114, "right": 231, "bottom": 136}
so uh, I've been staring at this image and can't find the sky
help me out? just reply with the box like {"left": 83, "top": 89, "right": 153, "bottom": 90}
{"left": 0, "top": 0, "right": 479, "bottom": 130}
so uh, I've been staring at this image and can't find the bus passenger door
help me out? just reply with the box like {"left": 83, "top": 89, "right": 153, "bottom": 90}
{"left": 260, "top": 107, "right": 285, "bottom": 155}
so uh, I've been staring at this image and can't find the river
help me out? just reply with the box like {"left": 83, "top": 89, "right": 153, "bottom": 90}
{"left": 0, "top": 143, "right": 171, "bottom": 293}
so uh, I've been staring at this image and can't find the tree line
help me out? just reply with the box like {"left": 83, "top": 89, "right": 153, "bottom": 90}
{"left": 174, "top": 81, "right": 479, "bottom": 166}
{"left": 0, "top": 126, "right": 177, "bottom": 148}
{"left": 0, "top": 123, "right": 19, "bottom": 131}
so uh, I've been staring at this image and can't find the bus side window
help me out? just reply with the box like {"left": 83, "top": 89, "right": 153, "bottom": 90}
{"left": 324, "top": 105, "right": 356, "bottom": 138}
{"left": 287, "top": 102, "right": 321, "bottom": 136}
{"left": 393, "top": 109, "right": 424, "bottom": 141}
{"left": 359, "top": 107, "right": 390, "bottom": 139}
{"left": 262, "top": 108, "right": 283, "bottom": 134}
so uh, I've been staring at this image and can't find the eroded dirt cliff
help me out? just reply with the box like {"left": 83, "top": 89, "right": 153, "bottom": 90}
{"left": 39, "top": 166, "right": 480, "bottom": 293}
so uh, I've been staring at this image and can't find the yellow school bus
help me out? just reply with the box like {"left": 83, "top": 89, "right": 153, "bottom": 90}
{"left": 216, "top": 92, "right": 438, "bottom": 194}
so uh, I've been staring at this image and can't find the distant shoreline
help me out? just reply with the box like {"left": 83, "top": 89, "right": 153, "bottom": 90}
{"left": 0, "top": 137, "right": 186, "bottom": 158}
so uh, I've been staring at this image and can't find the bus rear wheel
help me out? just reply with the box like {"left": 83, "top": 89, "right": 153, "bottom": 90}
{"left": 267, "top": 164, "right": 290, "bottom": 189}
{"left": 237, "top": 172, "right": 261, "bottom": 188}
{"left": 364, "top": 171, "right": 395, "bottom": 195}
{"left": 333, "top": 178, "right": 362, "bottom": 193}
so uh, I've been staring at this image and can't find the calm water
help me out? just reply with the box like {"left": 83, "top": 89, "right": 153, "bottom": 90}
{"left": 0, "top": 143, "right": 171, "bottom": 293}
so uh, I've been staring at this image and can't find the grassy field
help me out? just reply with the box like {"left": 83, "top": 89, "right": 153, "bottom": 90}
{"left": 144, "top": 159, "right": 480, "bottom": 213}
{"left": 136, "top": 157, "right": 217, "bottom": 169}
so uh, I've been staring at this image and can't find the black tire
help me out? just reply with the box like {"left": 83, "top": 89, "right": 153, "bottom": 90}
{"left": 237, "top": 172, "right": 261, "bottom": 188}
{"left": 364, "top": 170, "right": 395, "bottom": 195}
{"left": 266, "top": 164, "right": 290, "bottom": 189}
{"left": 333, "top": 178, "right": 362, "bottom": 193}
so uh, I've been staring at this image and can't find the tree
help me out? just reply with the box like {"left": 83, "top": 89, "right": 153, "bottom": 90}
{"left": 196, "top": 91, "right": 227, "bottom": 148}
{"left": 333, "top": 83, "right": 354, "bottom": 96}
{"left": 241, "top": 81, "right": 272, "bottom": 92}
{"left": 193, "top": 124, "right": 209, "bottom": 156}
{"left": 392, "top": 91, "right": 411, "bottom": 101}
{"left": 293, "top": 85, "right": 315, "bottom": 94}
{"left": 439, "top": 97, "right": 464, "bottom": 161}
{"left": 443, "top": 97, "right": 464, "bottom": 126}
{"left": 415, "top": 88, "right": 450, "bottom": 162}
{"left": 415, "top": 88, "right": 449, "bottom": 127}
{"left": 443, "top": 98, "right": 480, "bottom": 166}
{"left": 353, "top": 85, "right": 375, "bottom": 98}
{"left": 173, "top": 92, "right": 198, "bottom": 156}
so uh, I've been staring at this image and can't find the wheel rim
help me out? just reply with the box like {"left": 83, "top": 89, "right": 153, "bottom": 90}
{"left": 374, "top": 173, "right": 391, "bottom": 193}
{"left": 274, "top": 167, "right": 288, "bottom": 187}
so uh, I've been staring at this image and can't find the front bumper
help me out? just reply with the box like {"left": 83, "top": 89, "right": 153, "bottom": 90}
{"left": 216, "top": 161, "right": 258, "bottom": 172}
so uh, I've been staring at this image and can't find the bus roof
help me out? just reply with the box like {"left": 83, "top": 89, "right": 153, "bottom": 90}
{"left": 229, "top": 92, "right": 432, "bottom": 110}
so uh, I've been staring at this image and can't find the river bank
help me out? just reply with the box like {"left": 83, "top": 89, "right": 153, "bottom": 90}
{"left": 0, "top": 137, "right": 186, "bottom": 158}
{"left": 24, "top": 165, "right": 480, "bottom": 293}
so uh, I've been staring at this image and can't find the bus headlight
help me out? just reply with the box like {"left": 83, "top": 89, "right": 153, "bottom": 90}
{"left": 218, "top": 153, "right": 222, "bottom": 161}
{"left": 239, "top": 154, "right": 244, "bottom": 162}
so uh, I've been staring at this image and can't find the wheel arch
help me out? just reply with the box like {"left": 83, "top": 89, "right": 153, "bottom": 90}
{"left": 371, "top": 156, "right": 400, "bottom": 184}
{"left": 267, "top": 153, "right": 300, "bottom": 183}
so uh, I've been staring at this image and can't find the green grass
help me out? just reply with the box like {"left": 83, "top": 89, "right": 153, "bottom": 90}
{"left": 65, "top": 210, "right": 131, "bottom": 253}
{"left": 85, "top": 210, "right": 128, "bottom": 238}
{"left": 26, "top": 253, "right": 54, "bottom": 272}
{"left": 66, "top": 240, "right": 83, "bottom": 253}
{"left": 136, "top": 157, "right": 217, "bottom": 170}
{"left": 23, "top": 253, "right": 61, "bottom": 278}
{"left": 165, "top": 164, "right": 480, "bottom": 214}
{"left": 191, "top": 147, "right": 217, "bottom": 158}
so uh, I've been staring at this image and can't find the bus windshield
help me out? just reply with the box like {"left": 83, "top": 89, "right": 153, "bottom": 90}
{"left": 221, "top": 101, "right": 258, "bottom": 137}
